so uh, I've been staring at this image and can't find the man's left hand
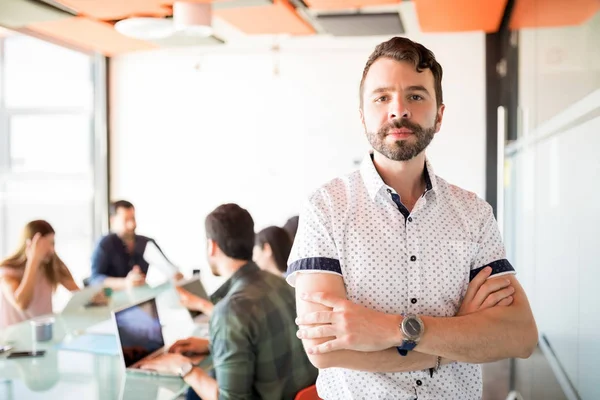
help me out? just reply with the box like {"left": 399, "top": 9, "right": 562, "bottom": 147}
{"left": 139, "top": 353, "right": 192, "bottom": 375}
{"left": 295, "top": 292, "right": 400, "bottom": 354}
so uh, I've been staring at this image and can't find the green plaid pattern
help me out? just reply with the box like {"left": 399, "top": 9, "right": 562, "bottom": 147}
{"left": 209, "top": 262, "right": 317, "bottom": 400}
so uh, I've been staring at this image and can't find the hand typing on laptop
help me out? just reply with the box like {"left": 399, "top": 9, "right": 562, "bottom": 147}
{"left": 139, "top": 337, "right": 209, "bottom": 373}
{"left": 139, "top": 353, "right": 196, "bottom": 376}
{"left": 169, "top": 337, "right": 210, "bottom": 355}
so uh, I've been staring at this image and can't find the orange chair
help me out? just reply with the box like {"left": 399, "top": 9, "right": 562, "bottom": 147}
{"left": 295, "top": 384, "right": 322, "bottom": 400}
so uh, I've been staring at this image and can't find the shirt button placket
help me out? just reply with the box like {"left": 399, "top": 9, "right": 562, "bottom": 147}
{"left": 406, "top": 214, "right": 421, "bottom": 312}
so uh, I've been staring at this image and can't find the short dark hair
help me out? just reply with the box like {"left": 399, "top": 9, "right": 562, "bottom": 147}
{"left": 255, "top": 226, "right": 293, "bottom": 273}
{"left": 359, "top": 37, "right": 443, "bottom": 108}
{"left": 205, "top": 203, "right": 254, "bottom": 261}
{"left": 283, "top": 215, "right": 299, "bottom": 242}
{"left": 110, "top": 200, "right": 134, "bottom": 216}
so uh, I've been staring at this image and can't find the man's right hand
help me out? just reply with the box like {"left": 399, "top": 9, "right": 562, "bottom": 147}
{"left": 125, "top": 265, "right": 146, "bottom": 287}
{"left": 177, "top": 287, "right": 214, "bottom": 317}
{"left": 458, "top": 266, "right": 514, "bottom": 316}
{"left": 169, "top": 337, "right": 210, "bottom": 355}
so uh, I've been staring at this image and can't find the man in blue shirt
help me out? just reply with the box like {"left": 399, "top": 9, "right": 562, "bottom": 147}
{"left": 90, "top": 200, "right": 183, "bottom": 290}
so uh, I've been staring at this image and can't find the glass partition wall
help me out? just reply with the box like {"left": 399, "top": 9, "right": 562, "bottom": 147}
{"left": 0, "top": 31, "right": 108, "bottom": 285}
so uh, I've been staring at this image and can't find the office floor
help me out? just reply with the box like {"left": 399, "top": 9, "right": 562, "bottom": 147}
{"left": 482, "top": 346, "right": 567, "bottom": 400}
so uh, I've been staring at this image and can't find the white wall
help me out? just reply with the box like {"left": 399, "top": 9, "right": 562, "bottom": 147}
{"left": 109, "top": 33, "right": 486, "bottom": 290}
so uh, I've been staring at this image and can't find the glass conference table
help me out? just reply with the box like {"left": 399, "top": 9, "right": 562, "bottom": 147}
{"left": 0, "top": 282, "right": 211, "bottom": 400}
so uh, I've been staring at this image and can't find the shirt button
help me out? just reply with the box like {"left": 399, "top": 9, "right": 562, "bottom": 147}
{"left": 416, "top": 380, "right": 423, "bottom": 386}
{"left": 410, "top": 255, "right": 417, "bottom": 262}
{"left": 411, "top": 298, "right": 417, "bottom": 304}
{"left": 408, "top": 217, "right": 413, "bottom": 222}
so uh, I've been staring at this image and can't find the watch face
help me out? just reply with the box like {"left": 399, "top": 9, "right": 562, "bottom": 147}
{"left": 405, "top": 318, "right": 422, "bottom": 337}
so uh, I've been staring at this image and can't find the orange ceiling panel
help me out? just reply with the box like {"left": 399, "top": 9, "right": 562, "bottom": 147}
{"left": 510, "top": 0, "right": 600, "bottom": 29}
{"left": 25, "top": 17, "right": 158, "bottom": 56}
{"left": 214, "top": 0, "right": 315, "bottom": 35}
{"left": 413, "top": 0, "right": 507, "bottom": 33}
{"left": 304, "top": 0, "right": 401, "bottom": 10}
{"left": 51, "top": 0, "right": 235, "bottom": 21}
{"left": 52, "top": 0, "right": 173, "bottom": 20}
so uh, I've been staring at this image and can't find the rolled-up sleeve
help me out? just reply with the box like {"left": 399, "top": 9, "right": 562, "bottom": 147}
{"left": 286, "top": 189, "right": 342, "bottom": 287}
{"left": 469, "top": 200, "right": 516, "bottom": 281}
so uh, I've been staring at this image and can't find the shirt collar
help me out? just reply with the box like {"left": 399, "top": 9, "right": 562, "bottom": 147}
{"left": 360, "top": 152, "right": 438, "bottom": 202}
{"left": 210, "top": 261, "right": 259, "bottom": 304}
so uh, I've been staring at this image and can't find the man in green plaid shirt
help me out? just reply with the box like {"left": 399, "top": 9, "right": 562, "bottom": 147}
{"left": 140, "top": 203, "right": 317, "bottom": 400}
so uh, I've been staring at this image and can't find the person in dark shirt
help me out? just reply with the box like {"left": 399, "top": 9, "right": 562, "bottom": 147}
{"left": 139, "top": 203, "right": 317, "bottom": 400}
{"left": 89, "top": 200, "right": 182, "bottom": 290}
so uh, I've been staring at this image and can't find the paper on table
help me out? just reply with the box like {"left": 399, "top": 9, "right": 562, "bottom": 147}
{"left": 143, "top": 241, "right": 179, "bottom": 288}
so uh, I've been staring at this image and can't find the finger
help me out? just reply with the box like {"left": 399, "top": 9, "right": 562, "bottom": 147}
{"left": 306, "top": 339, "right": 344, "bottom": 355}
{"left": 295, "top": 311, "right": 335, "bottom": 325}
{"left": 176, "top": 287, "right": 192, "bottom": 296}
{"left": 139, "top": 362, "right": 158, "bottom": 370}
{"left": 169, "top": 343, "right": 189, "bottom": 353}
{"left": 169, "top": 339, "right": 188, "bottom": 350}
{"left": 472, "top": 278, "right": 511, "bottom": 309}
{"left": 32, "top": 233, "right": 42, "bottom": 245}
{"left": 297, "top": 325, "right": 337, "bottom": 340}
{"left": 464, "top": 267, "right": 492, "bottom": 303}
{"left": 480, "top": 286, "right": 515, "bottom": 309}
{"left": 496, "top": 296, "right": 514, "bottom": 307}
{"left": 132, "top": 265, "right": 141, "bottom": 272}
{"left": 300, "top": 292, "right": 346, "bottom": 309}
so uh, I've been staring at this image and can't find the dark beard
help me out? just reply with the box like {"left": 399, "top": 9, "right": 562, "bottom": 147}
{"left": 367, "top": 118, "right": 436, "bottom": 161}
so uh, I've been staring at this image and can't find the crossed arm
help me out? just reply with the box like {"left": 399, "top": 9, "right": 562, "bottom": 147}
{"left": 295, "top": 267, "right": 537, "bottom": 371}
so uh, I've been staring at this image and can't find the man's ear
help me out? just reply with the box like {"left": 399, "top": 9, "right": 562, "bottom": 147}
{"left": 207, "top": 239, "right": 217, "bottom": 257}
{"left": 359, "top": 108, "right": 366, "bottom": 130}
{"left": 434, "top": 104, "right": 446, "bottom": 133}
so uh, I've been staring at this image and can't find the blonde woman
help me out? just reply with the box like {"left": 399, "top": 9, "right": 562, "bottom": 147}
{"left": 0, "top": 220, "right": 79, "bottom": 328}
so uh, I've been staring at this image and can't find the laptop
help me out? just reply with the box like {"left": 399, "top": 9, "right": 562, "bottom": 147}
{"left": 176, "top": 276, "right": 210, "bottom": 318}
{"left": 61, "top": 284, "right": 105, "bottom": 313}
{"left": 112, "top": 298, "right": 178, "bottom": 377}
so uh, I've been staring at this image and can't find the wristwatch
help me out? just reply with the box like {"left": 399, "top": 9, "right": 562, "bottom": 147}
{"left": 396, "top": 314, "right": 425, "bottom": 355}
{"left": 178, "top": 361, "right": 194, "bottom": 378}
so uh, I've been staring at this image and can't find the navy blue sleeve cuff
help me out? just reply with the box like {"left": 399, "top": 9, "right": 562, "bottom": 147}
{"left": 287, "top": 257, "right": 342, "bottom": 275}
{"left": 470, "top": 259, "right": 515, "bottom": 281}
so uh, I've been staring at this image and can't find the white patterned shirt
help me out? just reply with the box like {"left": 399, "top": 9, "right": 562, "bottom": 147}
{"left": 287, "top": 154, "right": 515, "bottom": 400}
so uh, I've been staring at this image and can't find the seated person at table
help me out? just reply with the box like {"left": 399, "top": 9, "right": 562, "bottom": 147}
{"left": 177, "top": 225, "right": 294, "bottom": 316}
{"left": 0, "top": 220, "right": 79, "bottom": 328}
{"left": 253, "top": 226, "right": 292, "bottom": 277}
{"left": 140, "top": 203, "right": 318, "bottom": 400}
{"left": 90, "top": 200, "right": 183, "bottom": 290}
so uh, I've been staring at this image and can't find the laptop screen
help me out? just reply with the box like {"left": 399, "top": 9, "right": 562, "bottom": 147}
{"left": 114, "top": 298, "right": 164, "bottom": 367}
